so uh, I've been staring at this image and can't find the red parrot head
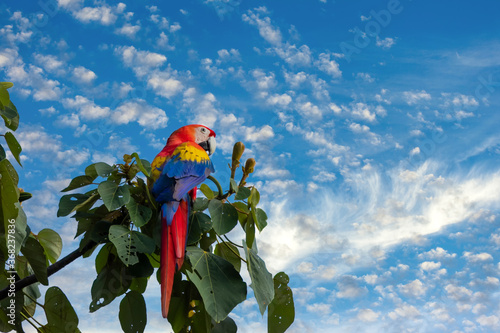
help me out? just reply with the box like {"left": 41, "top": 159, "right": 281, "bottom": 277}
{"left": 167, "top": 124, "right": 216, "bottom": 156}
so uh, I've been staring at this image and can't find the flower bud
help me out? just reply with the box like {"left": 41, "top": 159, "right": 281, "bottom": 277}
{"left": 232, "top": 142, "right": 245, "bottom": 164}
{"left": 244, "top": 158, "right": 256, "bottom": 174}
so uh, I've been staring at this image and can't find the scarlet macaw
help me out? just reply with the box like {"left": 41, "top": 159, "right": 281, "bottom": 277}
{"left": 149, "top": 124, "right": 216, "bottom": 318}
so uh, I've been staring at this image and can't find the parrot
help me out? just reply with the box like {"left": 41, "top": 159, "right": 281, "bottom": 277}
{"left": 149, "top": 124, "right": 216, "bottom": 318}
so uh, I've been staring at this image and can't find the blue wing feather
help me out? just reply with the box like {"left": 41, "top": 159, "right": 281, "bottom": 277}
{"left": 152, "top": 152, "right": 214, "bottom": 212}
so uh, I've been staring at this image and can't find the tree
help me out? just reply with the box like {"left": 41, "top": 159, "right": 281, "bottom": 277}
{"left": 0, "top": 82, "right": 295, "bottom": 333}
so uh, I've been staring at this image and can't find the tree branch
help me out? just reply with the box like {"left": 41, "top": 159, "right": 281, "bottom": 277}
{"left": 0, "top": 241, "right": 97, "bottom": 301}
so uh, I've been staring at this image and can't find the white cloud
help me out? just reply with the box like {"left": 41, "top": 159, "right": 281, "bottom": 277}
{"left": 284, "top": 71, "right": 307, "bottom": 89}
{"left": 312, "top": 170, "right": 336, "bottom": 183}
{"left": 266, "top": 93, "right": 292, "bottom": 107}
{"left": 388, "top": 304, "right": 420, "bottom": 319}
{"left": 39, "top": 106, "right": 58, "bottom": 116}
{"left": 419, "top": 247, "right": 457, "bottom": 260}
{"left": 114, "top": 45, "right": 167, "bottom": 77}
{"left": 63, "top": 95, "right": 110, "bottom": 120}
{"left": 349, "top": 122, "right": 370, "bottom": 134}
{"left": 55, "top": 113, "right": 80, "bottom": 127}
{"left": 445, "top": 284, "right": 473, "bottom": 302}
{"left": 398, "top": 279, "right": 426, "bottom": 297}
{"left": 376, "top": 36, "right": 396, "bottom": 49}
{"left": 477, "top": 315, "right": 499, "bottom": 328}
{"left": 17, "top": 125, "right": 89, "bottom": 168}
{"left": 182, "top": 89, "right": 221, "bottom": 128}
{"left": 115, "top": 23, "right": 141, "bottom": 38}
{"left": 72, "top": 65, "right": 97, "bottom": 84}
{"left": 420, "top": 261, "right": 441, "bottom": 271}
{"left": 336, "top": 276, "right": 367, "bottom": 298}
{"left": 314, "top": 53, "right": 342, "bottom": 78}
{"left": 242, "top": 8, "right": 282, "bottom": 46}
{"left": 57, "top": 0, "right": 83, "bottom": 10}
{"left": 306, "top": 303, "right": 332, "bottom": 316}
{"left": 147, "top": 72, "right": 184, "bottom": 98}
{"left": 273, "top": 43, "right": 312, "bottom": 66}
{"left": 255, "top": 165, "right": 290, "bottom": 179}
{"left": 244, "top": 125, "right": 275, "bottom": 142}
{"left": 344, "top": 102, "right": 377, "bottom": 122}
{"left": 217, "top": 48, "right": 241, "bottom": 62}
{"left": 403, "top": 90, "right": 431, "bottom": 105}
{"left": 297, "top": 102, "right": 322, "bottom": 120}
{"left": 34, "top": 54, "right": 66, "bottom": 75}
{"left": 112, "top": 100, "right": 168, "bottom": 130}
{"left": 462, "top": 251, "right": 493, "bottom": 262}
{"left": 410, "top": 147, "right": 421, "bottom": 156}
{"left": 355, "top": 72, "right": 375, "bottom": 83}
{"left": 73, "top": 4, "right": 118, "bottom": 25}
{"left": 357, "top": 309, "right": 379, "bottom": 322}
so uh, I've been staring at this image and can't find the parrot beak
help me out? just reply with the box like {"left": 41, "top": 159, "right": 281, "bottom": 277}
{"left": 199, "top": 136, "right": 216, "bottom": 156}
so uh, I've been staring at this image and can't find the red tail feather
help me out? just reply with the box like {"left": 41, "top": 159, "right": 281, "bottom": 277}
{"left": 160, "top": 220, "right": 176, "bottom": 318}
{"left": 160, "top": 200, "right": 189, "bottom": 318}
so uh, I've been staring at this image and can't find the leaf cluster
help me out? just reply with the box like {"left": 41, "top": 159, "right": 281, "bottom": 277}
{"left": 0, "top": 83, "right": 68, "bottom": 332}
{"left": 0, "top": 84, "right": 295, "bottom": 333}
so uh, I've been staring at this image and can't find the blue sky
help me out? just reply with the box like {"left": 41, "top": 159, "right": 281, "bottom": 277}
{"left": 2, "top": 0, "right": 500, "bottom": 332}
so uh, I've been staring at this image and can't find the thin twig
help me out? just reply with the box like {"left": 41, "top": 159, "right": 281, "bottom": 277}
{"left": 223, "top": 235, "right": 244, "bottom": 248}
{"left": 0, "top": 241, "right": 96, "bottom": 301}
{"left": 216, "top": 235, "right": 247, "bottom": 264}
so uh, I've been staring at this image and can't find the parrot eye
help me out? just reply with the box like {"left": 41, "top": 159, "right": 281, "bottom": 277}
{"left": 200, "top": 127, "right": 207, "bottom": 133}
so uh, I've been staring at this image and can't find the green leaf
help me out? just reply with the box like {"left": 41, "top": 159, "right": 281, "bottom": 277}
{"left": 214, "top": 242, "right": 241, "bottom": 272}
{"left": 12, "top": 204, "right": 27, "bottom": 257}
{"left": 38, "top": 229, "right": 63, "bottom": 264}
{"left": 119, "top": 291, "right": 147, "bottom": 333}
{"left": 89, "top": 260, "right": 132, "bottom": 312}
{"left": 254, "top": 208, "right": 268, "bottom": 232}
{"left": 84, "top": 164, "right": 99, "bottom": 179}
{"left": 126, "top": 198, "right": 152, "bottom": 228}
{"left": 22, "top": 237, "right": 48, "bottom": 285}
{"left": 245, "top": 213, "right": 255, "bottom": 248}
{"left": 209, "top": 199, "right": 238, "bottom": 235}
{"left": 61, "top": 175, "right": 95, "bottom": 192}
{"left": 98, "top": 181, "right": 130, "bottom": 211}
{"left": 234, "top": 186, "right": 251, "bottom": 200}
{"left": 4, "top": 132, "right": 22, "bottom": 166}
{"left": 0, "top": 144, "right": 5, "bottom": 161}
{"left": 109, "top": 225, "right": 156, "bottom": 266}
{"left": 0, "top": 82, "right": 14, "bottom": 89}
{"left": 199, "top": 183, "right": 214, "bottom": 199}
{"left": 94, "top": 162, "right": 115, "bottom": 177}
{"left": 73, "top": 192, "right": 100, "bottom": 213}
{"left": 199, "top": 230, "right": 217, "bottom": 252}
{"left": 95, "top": 243, "right": 113, "bottom": 274}
{"left": 193, "top": 197, "right": 209, "bottom": 212}
{"left": 130, "top": 153, "right": 151, "bottom": 178}
{"left": 248, "top": 187, "right": 260, "bottom": 207}
{"left": 19, "top": 191, "right": 32, "bottom": 202}
{"left": 129, "top": 277, "right": 148, "bottom": 294}
{"left": 127, "top": 253, "right": 154, "bottom": 278}
{"left": 187, "top": 212, "right": 212, "bottom": 245}
{"left": 185, "top": 247, "right": 247, "bottom": 322}
{"left": 0, "top": 102, "right": 19, "bottom": 131}
{"left": 232, "top": 201, "right": 249, "bottom": 227}
{"left": 268, "top": 272, "right": 295, "bottom": 333}
{"left": 0, "top": 83, "right": 12, "bottom": 107}
{"left": 229, "top": 179, "right": 238, "bottom": 193}
{"left": 212, "top": 316, "right": 237, "bottom": 333}
{"left": 244, "top": 244, "right": 274, "bottom": 315}
{"left": 57, "top": 194, "right": 91, "bottom": 217}
{"left": 0, "top": 159, "right": 20, "bottom": 225}
{"left": 43, "top": 287, "right": 80, "bottom": 332}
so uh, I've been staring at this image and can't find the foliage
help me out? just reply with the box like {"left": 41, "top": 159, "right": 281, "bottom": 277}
{"left": 0, "top": 82, "right": 295, "bottom": 332}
